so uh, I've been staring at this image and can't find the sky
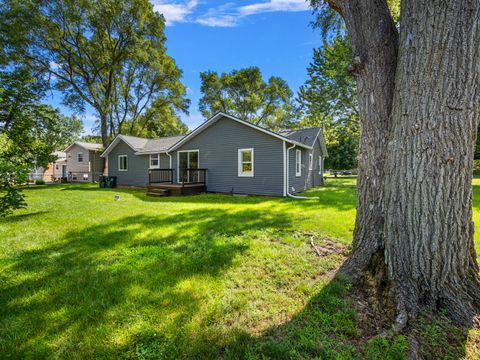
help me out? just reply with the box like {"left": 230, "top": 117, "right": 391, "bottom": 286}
{"left": 45, "top": 0, "right": 324, "bottom": 134}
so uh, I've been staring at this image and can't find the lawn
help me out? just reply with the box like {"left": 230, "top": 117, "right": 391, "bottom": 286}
{"left": 0, "top": 176, "right": 479, "bottom": 359}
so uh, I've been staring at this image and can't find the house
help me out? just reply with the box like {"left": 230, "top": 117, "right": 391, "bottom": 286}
{"left": 64, "top": 141, "right": 103, "bottom": 182}
{"left": 42, "top": 151, "right": 67, "bottom": 181}
{"left": 101, "top": 112, "right": 327, "bottom": 197}
{"left": 28, "top": 151, "right": 67, "bottom": 182}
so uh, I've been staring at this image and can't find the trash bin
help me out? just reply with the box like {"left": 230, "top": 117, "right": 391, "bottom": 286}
{"left": 108, "top": 176, "right": 117, "bottom": 188}
{"left": 99, "top": 175, "right": 106, "bottom": 188}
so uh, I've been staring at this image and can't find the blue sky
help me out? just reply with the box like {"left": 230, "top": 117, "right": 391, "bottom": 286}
{"left": 45, "top": 0, "right": 323, "bottom": 134}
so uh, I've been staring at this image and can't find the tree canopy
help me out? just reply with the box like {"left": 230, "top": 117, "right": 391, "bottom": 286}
{"left": 199, "top": 67, "right": 296, "bottom": 131}
{"left": 2, "top": 0, "right": 189, "bottom": 147}
{"left": 0, "top": 67, "right": 82, "bottom": 216}
{"left": 297, "top": 35, "right": 358, "bottom": 170}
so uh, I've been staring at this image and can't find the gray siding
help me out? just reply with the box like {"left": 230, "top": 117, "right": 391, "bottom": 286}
{"left": 108, "top": 140, "right": 149, "bottom": 186}
{"left": 174, "top": 116, "right": 285, "bottom": 196}
{"left": 159, "top": 153, "right": 171, "bottom": 168}
{"left": 287, "top": 138, "right": 325, "bottom": 194}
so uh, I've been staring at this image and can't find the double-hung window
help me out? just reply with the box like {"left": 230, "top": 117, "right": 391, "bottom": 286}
{"left": 77, "top": 152, "right": 84, "bottom": 163}
{"left": 118, "top": 155, "right": 128, "bottom": 171}
{"left": 318, "top": 156, "right": 323, "bottom": 175}
{"left": 150, "top": 154, "right": 159, "bottom": 168}
{"left": 309, "top": 153, "right": 313, "bottom": 170}
{"left": 295, "top": 149, "right": 302, "bottom": 177}
{"left": 238, "top": 148, "right": 254, "bottom": 177}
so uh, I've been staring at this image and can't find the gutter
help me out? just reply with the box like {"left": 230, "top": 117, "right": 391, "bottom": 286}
{"left": 285, "top": 143, "right": 319, "bottom": 200}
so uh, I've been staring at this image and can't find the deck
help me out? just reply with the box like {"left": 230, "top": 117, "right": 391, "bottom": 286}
{"left": 146, "top": 183, "right": 207, "bottom": 197}
{"left": 146, "top": 168, "right": 207, "bottom": 197}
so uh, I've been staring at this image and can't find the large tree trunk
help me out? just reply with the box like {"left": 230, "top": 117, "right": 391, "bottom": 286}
{"left": 331, "top": 0, "right": 398, "bottom": 280}
{"left": 383, "top": 0, "right": 480, "bottom": 324}
{"left": 326, "top": 0, "right": 480, "bottom": 326}
{"left": 100, "top": 113, "right": 108, "bottom": 174}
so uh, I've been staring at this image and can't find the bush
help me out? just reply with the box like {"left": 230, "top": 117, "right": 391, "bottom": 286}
{"left": 474, "top": 159, "right": 480, "bottom": 171}
{"left": 35, "top": 179, "right": 45, "bottom": 185}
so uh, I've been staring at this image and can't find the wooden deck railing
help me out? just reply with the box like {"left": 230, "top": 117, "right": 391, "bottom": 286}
{"left": 149, "top": 169, "right": 174, "bottom": 184}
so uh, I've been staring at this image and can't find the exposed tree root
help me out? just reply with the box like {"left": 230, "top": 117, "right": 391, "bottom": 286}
{"left": 339, "top": 247, "right": 480, "bottom": 335}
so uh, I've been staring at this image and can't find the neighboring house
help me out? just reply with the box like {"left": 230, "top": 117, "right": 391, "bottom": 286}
{"left": 28, "top": 151, "right": 67, "bottom": 182}
{"left": 64, "top": 141, "right": 103, "bottom": 182}
{"left": 101, "top": 112, "right": 327, "bottom": 197}
{"left": 43, "top": 151, "right": 67, "bottom": 181}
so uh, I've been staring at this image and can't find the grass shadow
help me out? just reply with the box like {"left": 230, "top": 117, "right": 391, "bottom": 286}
{"left": 0, "top": 206, "right": 292, "bottom": 358}
{"left": 0, "top": 210, "right": 50, "bottom": 224}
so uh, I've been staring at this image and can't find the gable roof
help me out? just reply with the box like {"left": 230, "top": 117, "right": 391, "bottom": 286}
{"left": 277, "top": 127, "right": 320, "bottom": 147}
{"left": 64, "top": 141, "right": 102, "bottom": 152}
{"left": 169, "top": 112, "right": 315, "bottom": 151}
{"left": 139, "top": 135, "right": 186, "bottom": 154}
{"left": 100, "top": 113, "right": 328, "bottom": 158}
{"left": 100, "top": 134, "right": 186, "bottom": 157}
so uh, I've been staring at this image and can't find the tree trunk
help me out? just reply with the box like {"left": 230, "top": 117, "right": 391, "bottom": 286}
{"left": 100, "top": 113, "right": 108, "bottom": 174}
{"left": 383, "top": 0, "right": 480, "bottom": 324}
{"left": 331, "top": 0, "right": 399, "bottom": 280}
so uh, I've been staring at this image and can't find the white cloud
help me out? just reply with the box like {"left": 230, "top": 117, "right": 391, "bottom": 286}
{"left": 151, "top": 0, "right": 198, "bottom": 25}
{"left": 196, "top": 15, "right": 238, "bottom": 27}
{"left": 238, "top": 0, "right": 309, "bottom": 16}
{"left": 151, "top": 0, "right": 310, "bottom": 27}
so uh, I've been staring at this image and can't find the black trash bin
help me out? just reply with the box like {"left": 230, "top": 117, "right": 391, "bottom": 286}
{"left": 99, "top": 175, "right": 106, "bottom": 188}
{"left": 108, "top": 176, "right": 117, "bottom": 188}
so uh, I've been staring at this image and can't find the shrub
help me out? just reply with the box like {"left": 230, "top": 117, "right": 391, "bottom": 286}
{"left": 35, "top": 179, "right": 45, "bottom": 185}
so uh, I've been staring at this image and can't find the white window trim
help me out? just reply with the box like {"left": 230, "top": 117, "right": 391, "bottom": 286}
{"left": 318, "top": 156, "right": 323, "bottom": 175}
{"left": 309, "top": 153, "right": 313, "bottom": 170}
{"left": 77, "top": 152, "right": 84, "bottom": 163}
{"left": 149, "top": 153, "right": 160, "bottom": 169}
{"left": 238, "top": 148, "right": 254, "bottom": 177}
{"left": 295, "top": 149, "right": 302, "bottom": 177}
{"left": 118, "top": 155, "right": 128, "bottom": 171}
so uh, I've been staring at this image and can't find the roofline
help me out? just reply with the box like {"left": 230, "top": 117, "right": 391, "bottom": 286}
{"left": 100, "top": 135, "right": 139, "bottom": 158}
{"left": 64, "top": 141, "right": 102, "bottom": 153}
{"left": 311, "top": 128, "right": 328, "bottom": 157}
{"left": 168, "top": 112, "right": 313, "bottom": 151}
{"left": 134, "top": 150, "right": 169, "bottom": 155}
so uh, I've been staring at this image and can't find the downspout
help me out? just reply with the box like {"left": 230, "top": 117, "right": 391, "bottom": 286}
{"left": 285, "top": 143, "right": 319, "bottom": 200}
{"left": 166, "top": 151, "right": 173, "bottom": 183}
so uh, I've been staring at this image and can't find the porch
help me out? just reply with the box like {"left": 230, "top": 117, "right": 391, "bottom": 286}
{"left": 146, "top": 168, "right": 207, "bottom": 197}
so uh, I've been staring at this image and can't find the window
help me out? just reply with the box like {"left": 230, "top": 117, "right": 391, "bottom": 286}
{"left": 295, "top": 149, "right": 302, "bottom": 176}
{"left": 55, "top": 164, "right": 59, "bottom": 170}
{"left": 150, "top": 153, "right": 159, "bottom": 168}
{"left": 118, "top": 155, "right": 128, "bottom": 171}
{"left": 77, "top": 152, "right": 84, "bottom": 163}
{"left": 309, "top": 153, "right": 313, "bottom": 170}
{"left": 83, "top": 173, "right": 89, "bottom": 180}
{"left": 318, "top": 156, "right": 323, "bottom": 175}
{"left": 238, "top": 148, "right": 254, "bottom": 177}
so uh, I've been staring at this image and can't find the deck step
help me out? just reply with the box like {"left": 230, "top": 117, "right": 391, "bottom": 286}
{"left": 146, "top": 189, "right": 170, "bottom": 197}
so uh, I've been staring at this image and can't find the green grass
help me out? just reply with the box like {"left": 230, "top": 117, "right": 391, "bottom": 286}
{"left": 0, "top": 175, "right": 479, "bottom": 359}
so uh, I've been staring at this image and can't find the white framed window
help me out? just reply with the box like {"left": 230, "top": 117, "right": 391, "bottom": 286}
{"left": 295, "top": 149, "right": 302, "bottom": 177}
{"left": 83, "top": 173, "right": 89, "bottom": 180}
{"left": 118, "top": 155, "right": 128, "bottom": 171}
{"left": 55, "top": 164, "right": 59, "bottom": 170}
{"left": 150, "top": 153, "right": 159, "bottom": 168}
{"left": 77, "top": 152, "right": 84, "bottom": 163}
{"left": 238, "top": 148, "right": 254, "bottom": 177}
{"left": 309, "top": 153, "right": 313, "bottom": 170}
{"left": 318, "top": 156, "right": 323, "bottom": 175}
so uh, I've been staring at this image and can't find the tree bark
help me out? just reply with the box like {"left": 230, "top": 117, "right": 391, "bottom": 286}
{"left": 326, "top": 0, "right": 480, "bottom": 326}
{"left": 331, "top": 0, "right": 399, "bottom": 280}
{"left": 100, "top": 112, "right": 108, "bottom": 174}
{"left": 383, "top": 0, "right": 480, "bottom": 324}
